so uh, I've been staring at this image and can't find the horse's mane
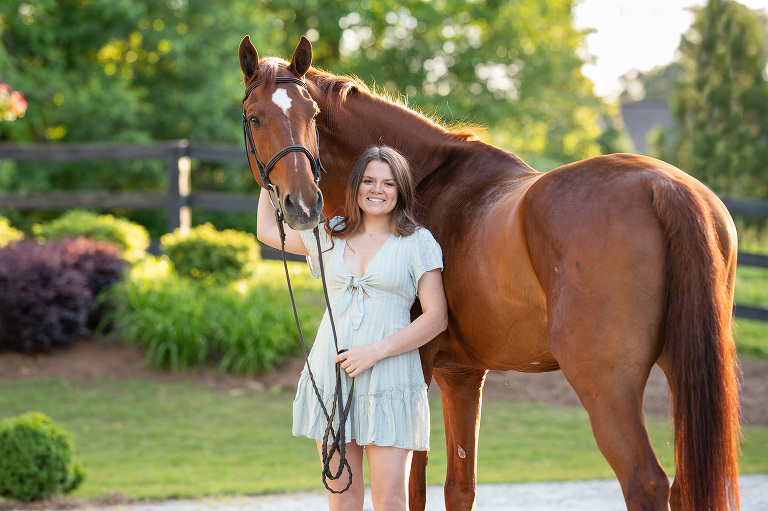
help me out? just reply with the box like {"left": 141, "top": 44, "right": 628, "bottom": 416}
{"left": 310, "top": 67, "right": 484, "bottom": 142}
{"left": 257, "top": 57, "right": 484, "bottom": 142}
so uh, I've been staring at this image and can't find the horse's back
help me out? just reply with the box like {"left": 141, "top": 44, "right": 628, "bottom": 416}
{"left": 530, "top": 153, "right": 736, "bottom": 268}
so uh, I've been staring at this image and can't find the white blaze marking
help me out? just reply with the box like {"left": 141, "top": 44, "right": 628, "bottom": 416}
{"left": 297, "top": 192, "right": 311, "bottom": 216}
{"left": 272, "top": 88, "right": 292, "bottom": 116}
{"left": 271, "top": 87, "right": 307, "bottom": 184}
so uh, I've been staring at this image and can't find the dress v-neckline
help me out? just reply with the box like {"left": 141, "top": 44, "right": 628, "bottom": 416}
{"left": 342, "top": 234, "right": 393, "bottom": 278}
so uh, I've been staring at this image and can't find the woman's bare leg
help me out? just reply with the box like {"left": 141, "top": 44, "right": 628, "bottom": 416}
{"left": 366, "top": 445, "right": 412, "bottom": 511}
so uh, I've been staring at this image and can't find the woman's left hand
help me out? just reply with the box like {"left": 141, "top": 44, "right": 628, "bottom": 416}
{"left": 334, "top": 343, "right": 383, "bottom": 377}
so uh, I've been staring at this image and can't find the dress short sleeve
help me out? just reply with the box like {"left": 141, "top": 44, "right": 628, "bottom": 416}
{"left": 410, "top": 228, "right": 443, "bottom": 291}
{"left": 298, "top": 216, "right": 343, "bottom": 279}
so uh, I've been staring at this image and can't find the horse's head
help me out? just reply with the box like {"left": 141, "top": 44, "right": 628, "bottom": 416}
{"left": 239, "top": 35, "right": 324, "bottom": 230}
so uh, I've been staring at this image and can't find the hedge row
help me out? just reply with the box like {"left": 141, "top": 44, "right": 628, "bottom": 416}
{"left": 1, "top": 212, "right": 318, "bottom": 375}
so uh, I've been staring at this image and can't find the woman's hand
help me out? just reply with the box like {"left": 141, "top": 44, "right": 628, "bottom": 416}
{"left": 333, "top": 269, "right": 447, "bottom": 377}
{"left": 334, "top": 343, "right": 384, "bottom": 377}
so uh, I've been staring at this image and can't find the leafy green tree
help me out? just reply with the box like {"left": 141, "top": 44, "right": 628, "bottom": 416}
{"left": 260, "top": 0, "right": 625, "bottom": 169}
{"left": 1, "top": 0, "right": 623, "bottom": 169}
{"left": 650, "top": 0, "right": 768, "bottom": 198}
{"left": 1, "top": 0, "right": 628, "bottom": 235}
{"left": 0, "top": 0, "right": 258, "bottom": 233}
{"left": 0, "top": 0, "right": 253, "bottom": 144}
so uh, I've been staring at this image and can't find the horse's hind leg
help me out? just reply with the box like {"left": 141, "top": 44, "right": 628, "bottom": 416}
{"left": 555, "top": 332, "right": 671, "bottom": 510}
{"left": 432, "top": 366, "right": 487, "bottom": 511}
{"left": 550, "top": 258, "right": 671, "bottom": 508}
{"left": 656, "top": 356, "right": 683, "bottom": 511}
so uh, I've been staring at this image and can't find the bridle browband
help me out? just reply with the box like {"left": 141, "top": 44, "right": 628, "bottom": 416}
{"left": 241, "top": 76, "right": 327, "bottom": 194}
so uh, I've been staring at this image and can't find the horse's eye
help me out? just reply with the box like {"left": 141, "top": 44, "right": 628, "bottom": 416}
{"left": 250, "top": 117, "right": 261, "bottom": 128}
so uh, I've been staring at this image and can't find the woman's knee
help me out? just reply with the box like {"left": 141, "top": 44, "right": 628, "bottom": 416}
{"left": 371, "top": 491, "right": 407, "bottom": 511}
{"left": 367, "top": 445, "right": 410, "bottom": 510}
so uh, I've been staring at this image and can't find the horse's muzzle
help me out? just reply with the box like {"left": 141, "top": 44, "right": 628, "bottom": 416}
{"left": 282, "top": 190, "right": 324, "bottom": 230}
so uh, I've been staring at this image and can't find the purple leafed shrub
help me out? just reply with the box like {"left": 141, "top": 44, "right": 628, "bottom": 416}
{"left": 0, "top": 238, "right": 125, "bottom": 353}
{"left": 59, "top": 238, "right": 126, "bottom": 329}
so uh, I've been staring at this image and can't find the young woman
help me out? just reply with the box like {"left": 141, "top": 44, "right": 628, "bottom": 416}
{"left": 257, "top": 146, "right": 447, "bottom": 511}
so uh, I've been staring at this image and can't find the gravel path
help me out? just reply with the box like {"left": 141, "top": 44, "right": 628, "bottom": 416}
{"left": 83, "top": 475, "right": 767, "bottom": 511}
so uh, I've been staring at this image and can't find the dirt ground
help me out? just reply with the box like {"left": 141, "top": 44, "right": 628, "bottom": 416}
{"left": 1, "top": 335, "right": 766, "bottom": 426}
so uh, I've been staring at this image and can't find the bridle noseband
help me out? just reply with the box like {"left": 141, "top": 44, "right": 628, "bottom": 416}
{"left": 241, "top": 76, "right": 326, "bottom": 194}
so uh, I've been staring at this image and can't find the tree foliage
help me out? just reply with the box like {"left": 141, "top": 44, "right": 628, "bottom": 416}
{"left": 260, "top": 0, "right": 626, "bottom": 169}
{"left": 650, "top": 0, "right": 768, "bottom": 198}
{"left": 0, "top": 0, "right": 251, "bottom": 144}
{"left": 1, "top": 0, "right": 625, "bottom": 223}
{"left": 617, "top": 63, "right": 684, "bottom": 103}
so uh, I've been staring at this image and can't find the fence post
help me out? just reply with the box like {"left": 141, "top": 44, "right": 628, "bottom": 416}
{"left": 167, "top": 140, "right": 191, "bottom": 236}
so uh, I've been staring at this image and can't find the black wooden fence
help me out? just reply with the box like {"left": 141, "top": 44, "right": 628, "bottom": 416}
{"left": 1, "top": 140, "right": 766, "bottom": 321}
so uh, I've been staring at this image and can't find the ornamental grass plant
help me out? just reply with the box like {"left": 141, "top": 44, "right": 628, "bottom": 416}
{"left": 101, "top": 256, "right": 324, "bottom": 373}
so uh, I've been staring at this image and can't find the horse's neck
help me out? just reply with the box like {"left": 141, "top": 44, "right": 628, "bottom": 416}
{"left": 315, "top": 87, "right": 449, "bottom": 169}
{"left": 313, "top": 77, "right": 535, "bottom": 213}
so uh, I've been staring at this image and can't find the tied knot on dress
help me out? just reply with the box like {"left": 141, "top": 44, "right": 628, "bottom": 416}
{"left": 338, "top": 274, "right": 373, "bottom": 330}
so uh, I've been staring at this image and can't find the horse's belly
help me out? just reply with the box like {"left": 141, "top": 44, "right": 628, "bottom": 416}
{"left": 440, "top": 193, "right": 552, "bottom": 371}
{"left": 442, "top": 277, "right": 553, "bottom": 371}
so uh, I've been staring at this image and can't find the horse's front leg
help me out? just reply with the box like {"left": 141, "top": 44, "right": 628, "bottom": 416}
{"left": 433, "top": 366, "right": 488, "bottom": 511}
{"left": 409, "top": 334, "right": 443, "bottom": 511}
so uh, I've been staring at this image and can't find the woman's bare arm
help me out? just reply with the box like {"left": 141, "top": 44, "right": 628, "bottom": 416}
{"left": 256, "top": 187, "right": 310, "bottom": 256}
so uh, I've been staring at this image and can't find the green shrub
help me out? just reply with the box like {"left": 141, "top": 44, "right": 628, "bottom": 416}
{"left": 0, "top": 217, "right": 23, "bottom": 247}
{"left": 0, "top": 412, "right": 84, "bottom": 501}
{"left": 102, "top": 258, "right": 322, "bottom": 373}
{"left": 33, "top": 210, "right": 149, "bottom": 262}
{"left": 160, "top": 223, "right": 260, "bottom": 280}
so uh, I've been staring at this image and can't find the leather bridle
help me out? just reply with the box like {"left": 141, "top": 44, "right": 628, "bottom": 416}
{"left": 241, "top": 76, "right": 326, "bottom": 194}
{"left": 242, "top": 75, "right": 354, "bottom": 494}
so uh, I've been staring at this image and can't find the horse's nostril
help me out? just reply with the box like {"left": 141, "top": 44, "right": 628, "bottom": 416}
{"left": 282, "top": 194, "right": 296, "bottom": 215}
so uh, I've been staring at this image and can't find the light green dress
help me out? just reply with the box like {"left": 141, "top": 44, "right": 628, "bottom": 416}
{"left": 293, "top": 218, "right": 443, "bottom": 451}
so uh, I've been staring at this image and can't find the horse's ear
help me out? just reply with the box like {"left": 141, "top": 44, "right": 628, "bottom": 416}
{"left": 239, "top": 35, "right": 259, "bottom": 81}
{"left": 289, "top": 36, "right": 312, "bottom": 78}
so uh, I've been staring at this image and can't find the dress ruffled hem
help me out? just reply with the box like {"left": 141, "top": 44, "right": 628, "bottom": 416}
{"left": 292, "top": 372, "right": 430, "bottom": 451}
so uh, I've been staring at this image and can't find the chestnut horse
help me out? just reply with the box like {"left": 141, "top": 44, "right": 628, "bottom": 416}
{"left": 239, "top": 36, "right": 741, "bottom": 510}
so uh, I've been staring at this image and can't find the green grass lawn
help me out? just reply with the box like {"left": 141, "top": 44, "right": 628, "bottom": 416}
{"left": 1, "top": 378, "right": 766, "bottom": 501}
{"left": 734, "top": 265, "right": 768, "bottom": 358}
{"left": 1, "top": 251, "right": 765, "bottom": 503}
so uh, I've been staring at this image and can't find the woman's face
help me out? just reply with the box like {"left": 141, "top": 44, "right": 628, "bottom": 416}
{"left": 356, "top": 160, "right": 398, "bottom": 220}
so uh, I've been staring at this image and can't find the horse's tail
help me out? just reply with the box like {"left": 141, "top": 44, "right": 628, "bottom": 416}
{"left": 651, "top": 178, "right": 741, "bottom": 510}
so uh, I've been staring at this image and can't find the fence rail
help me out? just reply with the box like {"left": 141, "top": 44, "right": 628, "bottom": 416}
{"left": 1, "top": 140, "right": 766, "bottom": 321}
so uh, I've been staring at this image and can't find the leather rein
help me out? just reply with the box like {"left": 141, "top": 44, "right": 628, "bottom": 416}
{"left": 242, "top": 76, "right": 355, "bottom": 494}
